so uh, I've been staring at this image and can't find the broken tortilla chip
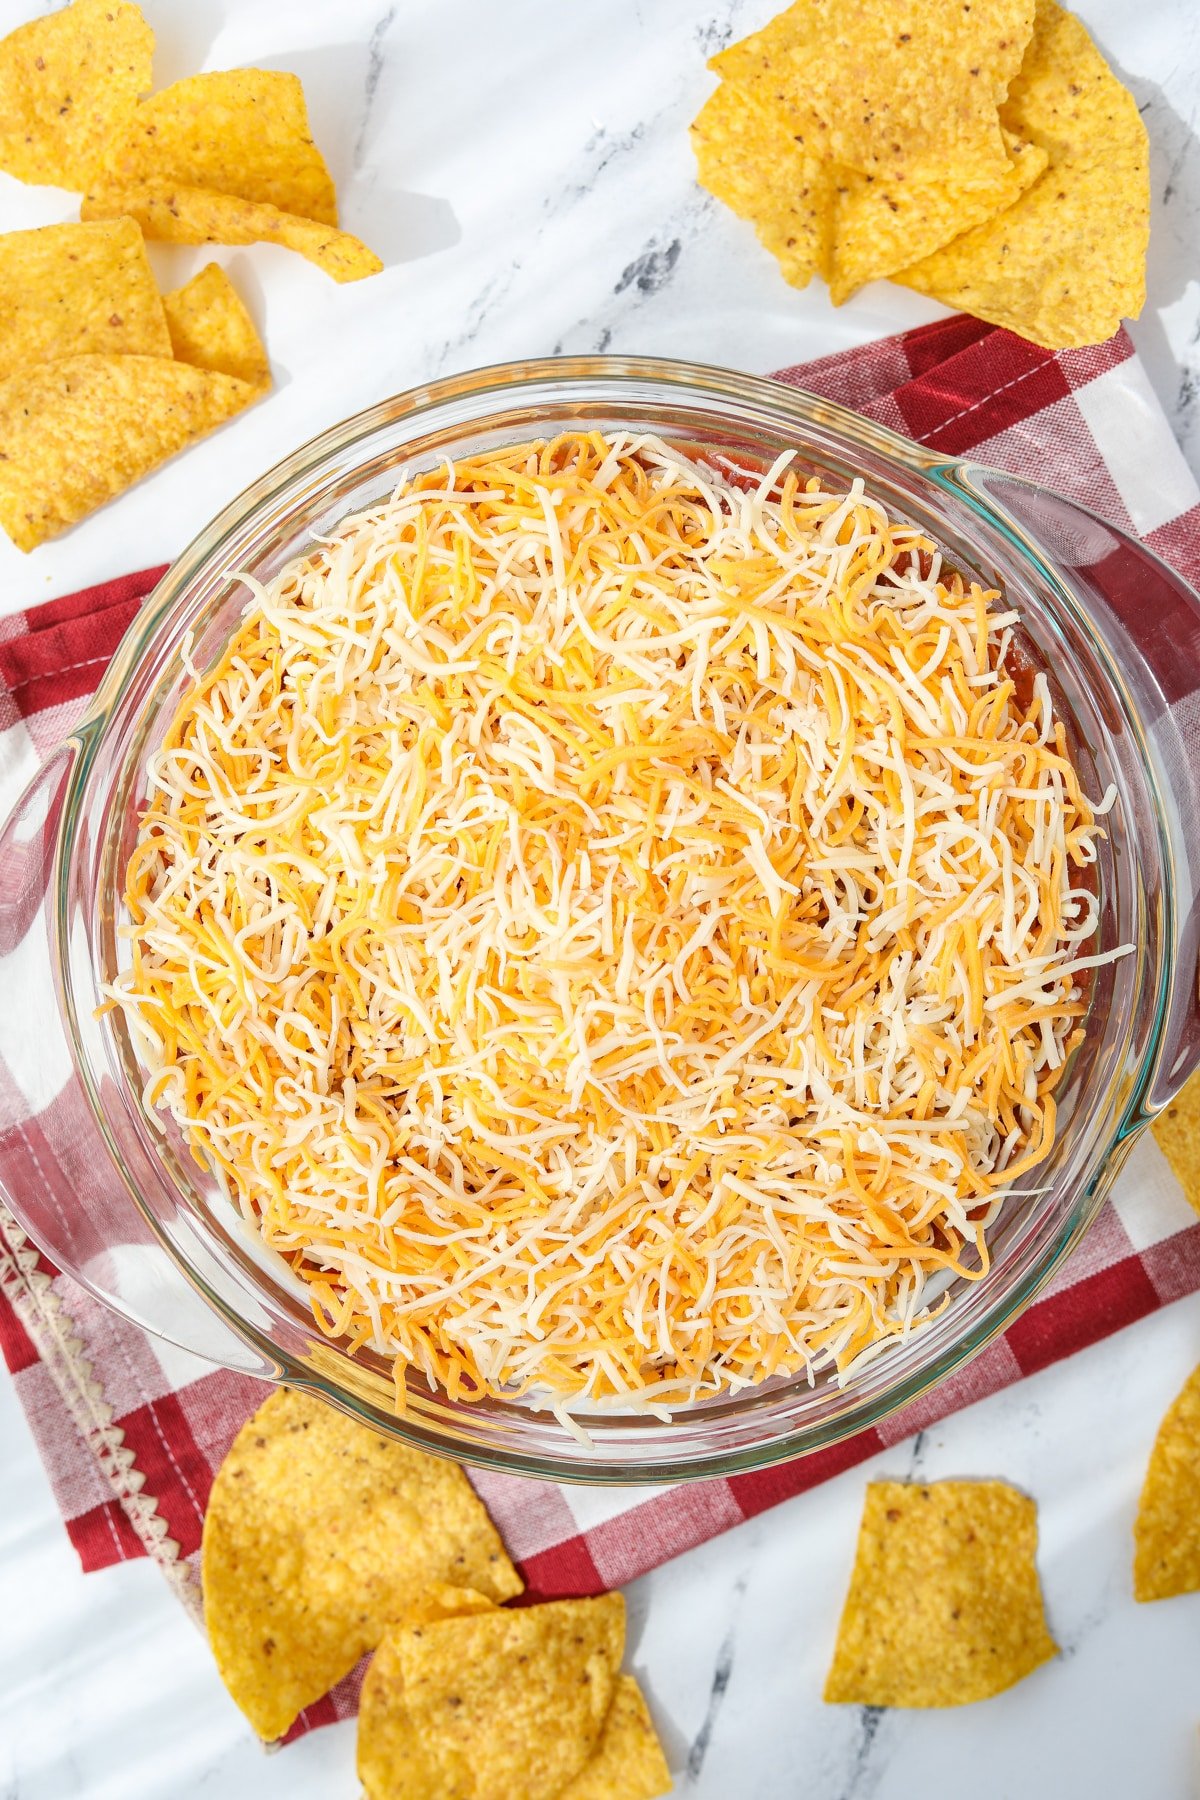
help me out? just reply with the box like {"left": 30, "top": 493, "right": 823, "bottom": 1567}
{"left": 0, "top": 0, "right": 153, "bottom": 190}
{"left": 1151, "top": 1069, "right": 1200, "bottom": 1218}
{"left": 712, "top": 0, "right": 1034, "bottom": 183}
{"left": 894, "top": 0, "right": 1148, "bottom": 347}
{"left": 82, "top": 180, "right": 383, "bottom": 282}
{"left": 200, "top": 1389, "right": 521, "bottom": 1742}
{"left": 101, "top": 67, "right": 337, "bottom": 224}
{"left": 561, "top": 1676, "right": 673, "bottom": 1800}
{"left": 1134, "top": 1364, "right": 1200, "bottom": 1602}
{"left": 829, "top": 131, "right": 1049, "bottom": 305}
{"left": 162, "top": 263, "right": 269, "bottom": 388}
{"left": 0, "top": 353, "right": 261, "bottom": 552}
{"left": 370, "top": 1595, "right": 625, "bottom": 1800}
{"left": 690, "top": 82, "right": 832, "bottom": 289}
{"left": 824, "top": 1480, "right": 1057, "bottom": 1707}
{"left": 0, "top": 217, "right": 170, "bottom": 377}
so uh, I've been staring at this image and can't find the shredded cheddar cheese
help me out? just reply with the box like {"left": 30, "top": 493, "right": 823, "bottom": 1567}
{"left": 113, "top": 431, "right": 1121, "bottom": 1420}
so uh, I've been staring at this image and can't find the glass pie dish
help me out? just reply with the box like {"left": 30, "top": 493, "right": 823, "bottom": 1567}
{"left": 2, "top": 354, "right": 1199, "bottom": 1484}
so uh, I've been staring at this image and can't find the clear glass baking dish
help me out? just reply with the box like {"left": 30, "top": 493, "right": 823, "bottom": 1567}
{"left": 2, "top": 355, "right": 1199, "bottom": 1484}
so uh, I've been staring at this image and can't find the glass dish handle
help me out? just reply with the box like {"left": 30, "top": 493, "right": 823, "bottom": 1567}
{"left": 959, "top": 468, "right": 1200, "bottom": 1111}
{"left": 0, "top": 745, "right": 275, "bottom": 1378}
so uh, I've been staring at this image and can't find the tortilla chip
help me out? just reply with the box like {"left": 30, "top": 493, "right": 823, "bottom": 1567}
{"left": 829, "top": 131, "right": 1048, "bottom": 305}
{"left": 0, "top": 353, "right": 261, "bottom": 552}
{"left": 561, "top": 1676, "right": 673, "bottom": 1800}
{"left": 0, "top": 218, "right": 170, "bottom": 377}
{"left": 1134, "top": 1364, "right": 1200, "bottom": 1601}
{"left": 712, "top": 0, "right": 1034, "bottom": 183}
{"left": 824, "top": 1480, "right": 1057, "bottom": 1707}
{"left": 200, "top": 1389, "right": 521, "bottom": 1741}
{"left": 358, "top": 1587, "right": 501, "bottom": 1800}
{"left": 102, "top": 67, "right": 337, "bottom": 224}
{"left": 894, "top": 0, "right": 1148, "bottom": 347}
{"left": 359, "top": 1636, "right": 444, "bottom": 1799}
{"left": 82, "top": 181, "right": 383, "bottom": 282}
{"left": 1000, "top": 0, "right": 1142, "bottom": 166}
{"left": 162, "top": 263, "right": 269, "bottom": 389}
{"left": 1152, "top": 1070, "right": 1200, "bottom": 1217}
{"left": 690, "top": 83, "right": 833, "bottom": 289}
{"left": 371, "top": 1595, "right": 625, "bottom": 1800}
{"left": 358, "top": 1604, "right": 667, "bottom": 1800}
{"left": 0, "top": 0, "right": 152, "bottom": 190}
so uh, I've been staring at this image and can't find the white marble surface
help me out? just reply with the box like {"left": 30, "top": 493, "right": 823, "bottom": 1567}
{"left": 1, "top": 1, "right": 1199, "bottom": 1796}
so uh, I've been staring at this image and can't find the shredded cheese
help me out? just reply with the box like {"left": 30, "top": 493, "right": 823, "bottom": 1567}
{"left": 111, "top": 431, "right": 1125, "bottom": 1418}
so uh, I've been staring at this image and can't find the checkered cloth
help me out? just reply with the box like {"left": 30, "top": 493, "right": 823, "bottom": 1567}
{"left": 3, "top": 315, "right": 1199, "bottom": 1741}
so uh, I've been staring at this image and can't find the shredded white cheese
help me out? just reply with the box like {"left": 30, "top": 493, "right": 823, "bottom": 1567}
{"left": 110, "top": 431, "right": 1124, "bottom": 1416}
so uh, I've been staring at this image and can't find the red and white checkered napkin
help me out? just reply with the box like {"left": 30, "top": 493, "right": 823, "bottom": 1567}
{"left": 3, "top": 315, "right": 1200, "bottom": 1740}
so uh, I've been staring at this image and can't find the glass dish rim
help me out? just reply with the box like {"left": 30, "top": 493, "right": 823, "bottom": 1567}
{"left": 53, "top": 353, "right": 1179, "bottom": 1484}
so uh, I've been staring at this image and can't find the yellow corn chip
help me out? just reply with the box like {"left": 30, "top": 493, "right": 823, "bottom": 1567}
{"left": 82, "top": 181, "right": 383, "bottom": 283}
{"left": 1134, "top": 1364, "right": 1200, "bottom": 1602}
{"left": 712, "top": 0, "right": 1034, "bottom": 183}
{"left": 372, "top": 1595, "right": 625, "bottom": 1800}
{"left": 894, "top": 0, "right": 1149, "bottom": 348}
{"left": 102, "top": 67, "right": 337, "bottom": 224}
{"left": 361, "top": 1617, "right": 669, "bottom": 1800}
{"left": 829, "top": 132, "right": 1049, "bottom": 305}
{"left": 359, "top": 1638, "right": 444, "bottom": 1800}
{"left": 0, "top": 353, "right": 260, "bottom": 552}
{"left": 358, "top": 1587, "right": 501, "bottom": 1800}
{"left": 201, "top": 1389, "right": 521, "bottom": 1742}
{"left": 690, "top": 83, "right": 833, "bottom": 289}
{"left": 0, "top": 218, "right": 170, "bottom": 377}
{"left": 561, "top": 1676, "right": 673, "bottom": 1800}
{"left": 824, "top": 1480, "right": 1057, "bottom": 1707}
{"left": 162, "top": 263, "right": 269, "bottom": 389}
{"left": 1002, "top": 0, "right": 1141, "bottom": 166}
{"left": 0, "top": 0, "right": 152, "bottom": 189}
{"left": 1152, "top": 1070, "right": 1200, "bottom": 1217}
